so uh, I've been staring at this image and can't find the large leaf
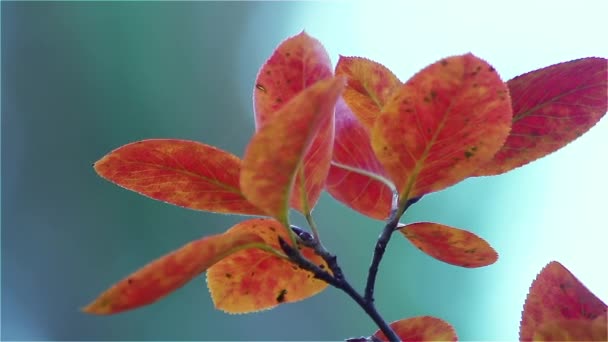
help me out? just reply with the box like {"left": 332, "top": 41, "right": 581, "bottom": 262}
{"left": 477, "top": 57, "right": 608, "bottom": 176}
{"left": 240, "top": 77, "right": 345, "bottom": 223}
{"left": 335, "top": 56, "right": 402, "bottom": 130}
{"left": 373, "top": 316, "right": 458, "bottom": 341}
{"left": 372, "top": 54, "right": 512, "bottom": 202}
{"left": 399, "top": 222, "right": 498, "bottom": 268}
{"left": 253, "top": 31, "right": 333, "bottom": 129}
{"left": 82, "top": 223, "right": 266, "bottom": 314}
{"left": 206, "top": 218, "right": 329, "bottom": 314}
{"left": 326, "top": 99, "right": 394, "bottom": 220}
{"left": 94, "top": 139, "right": 264, "bottom": 215}
{"left": 520, "top": 261, "right": 607, "bottom": 341}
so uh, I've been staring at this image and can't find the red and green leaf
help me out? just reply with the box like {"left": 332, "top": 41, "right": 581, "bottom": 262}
{"left": 253, "top": 31, "right": 333, "bottom": 129}
{"left": 335, "top": 56, "right": 402, "bottom": 130}
{"left": 373, "top": 316, "right": 458, "bottom": 341}
{"left": 399, "top": 222, "right": 498, "bottom": 268}
{"left": 372, "top": 54, "right": 512, "bottom": 203}
{"left": 520, "top": 261, "right": 607, "bottom": 341}
{"left": 240, "top": 77, "right": 345, "bottom": 223}
{"left": 82, "top": 223, "right": 267, "bottom": 314}
{"left": 477, "top": 57, "right": 608, "bottom": 176}
{"left": 207, "top": 218, "right": 329, "bottom": 314}
{"left": 326, "top": 99, "right": 394, "bottom": 220}
{"left": 94, "top": 139, "right": 264, "bottom": 215}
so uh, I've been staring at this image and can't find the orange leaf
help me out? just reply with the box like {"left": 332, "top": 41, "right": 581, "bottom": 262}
{"left": 335, "top": 56, "right": 402, "bottom": 130}
{"left": 253, "top": 31, "right": 333, "bottom": 129}
{"left": 476, "top": 57, "right": 608, "bottom": 176}
{"left": 326, "top": 99, "right": 394, "bottom": 220}
{"left": 399, "top": 222, "right": 498, "bottom": 268}
{"left": 240, "top": 77, "right": 345, "bottom": 223}
{"left": 207, "top": 218, "right": 329, "bottom": 314}
{"left": 94, "top": 139, "right": 264, "bottom": 215}
{"left": 372, "top": 54, "right": 512, "bottom": 202}
{"left": 531, "top": 315, "right": 607, "bottom": 341}
{"left": 373, "top": 316, "right": 458, "bottom": 341}
{"left": 520, "top": 261, "right": 607, "bottom": 341}
{"left": 82, "top": 224, "right": 266, "bottom": 314}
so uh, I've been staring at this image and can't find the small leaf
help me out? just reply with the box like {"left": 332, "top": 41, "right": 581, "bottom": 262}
{"left": 373, "top": 316, "right": 458, "bottom": 341}
{"left": 94, "top": 139, "right": 264, "bottom": 215}
{"left": 240, "top": 77, "right": 345, "bottom": 223}
{"left": 372, "top": 54, "right": 512, "bottom": 202}
{"left": 82, "top": 225, "right": 266, "bottom": 314}
{"left": 400, "top": 222, "right": 498, "bottom": 268}
{"left": 207, "top": 218, "right": 329, "bottom": 314}
{"left": 326, "top": 99, "right": 394, "bottom": 220}
{"left": 520, "top": 261, "right": 607, "bottom": 341}
{"left": 335, "top": 56, "right": 402, "bottom": 130}
{"left": 477, "top": 57, "right": 608, "bottom": 176}
{"left": 253, "top": 31, "right": 333, "bottom": 129}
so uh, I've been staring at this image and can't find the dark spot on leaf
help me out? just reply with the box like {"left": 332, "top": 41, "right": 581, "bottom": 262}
{"left": 423, "top": 96, "right": 431, "bottom": 103}
{"left": 276, "top": 97, "right": 283, "bottom": 103}
{"left": 441, "top": 59, "right": 448, "bottom": 66}
{"left": 464, "top": 150, "right": 474, "bottom": 158}
{"left": 465, "top": 248, "right": 477, "bottom": 254}
{"left": 426, "top": 128, "right": 431, "bottom": 134}
{"left": 225, "top": 273, "right": 232, "bottom": 278}
{"left": 472, "top": 83, "right": 479, "bottom": 88}
{"left": 255, "top": 84, "right": 267, "bottom": 92}
{"left": 405, "top": 108, "right": 413, "bottom": 113}
{"left": 127, "top": 278, "right": 134, "bottom": 285}
{"left": 488, "top": 66, "right": 495, "bottom": 72}
{"left": 319, "top": 264, "right": 325, "bottom": 269}
{"left": 285, "top": 52, "right": 291, "bottom": 57}
{"left": 250, "top": 272, "right": 255, "bottom": 276}
{"left": 265, "top": 70, "right": 271, "bottom": 75}
{"left": 430, "top": 90, "right": 437, "bottom": 99}
{"left": 269, "top": 226, "right": 276, "bottom": 232}
{"left": 291, "top": 265, "right": 298, "bottom": 270}
{"left": 276, "top": 289, "right": 287, "bottom": 303}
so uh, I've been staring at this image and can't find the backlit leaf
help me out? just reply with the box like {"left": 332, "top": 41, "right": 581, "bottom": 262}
{"left": 372, "top": 54, "right": 512, "bottom": 202}
{"left": 476, "top": 57, "right": 608, "bottom": 176}
{"left": 335, "top": 56, "right": 402, "bottom": 130}
{"left": 326, "top": 99, "right": 394, "bottom": 220}
{"left": 94, "top": 139, "right": 264, "bottom": 215}
{"left": 207, "top": 218, "right": 329, "bottom": 314}
{"left": 82, "top": 224, "right": 266, "bottom": 314}
{"left": 531, "top": 315, "right": 607, "bottom": 341}
{"left": 373, "top": 316, "right": 458, "bottom": 341}
{"left": 520, "top": 261, "right": 607, "bottom": 341}
{"left": 240, "top": 77, "right": 345, "bottom": 223}
{"left": 399, "top": 222, "right": 498, "bottom": 268}
{"left": 253, "top": 31, "right": 333, "bottom": 129}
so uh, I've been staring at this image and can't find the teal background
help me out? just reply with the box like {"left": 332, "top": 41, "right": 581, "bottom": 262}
{"left": 2, "top": 1, "right": 607, "bottom": 340}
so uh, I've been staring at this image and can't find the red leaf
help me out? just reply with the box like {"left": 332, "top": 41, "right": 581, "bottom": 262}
{"left": 335, "top": 56, "right": 402, "bottom": 130}
{"left": 373, "top": 316, "right": 458, "bottom": 341}
{"left": 82, "top": 224, "right": 266, "bottom": 314}
{"left": 94, "top": 139, "right": 264, "bottom": 215}
{"left": 372, "top": 54, "right": 512, "bottom": 202}
{"left": 207, "top": 218, "right": 329, "bottom": 314}
{"left": 240, "top": 77, "right": 345, "bottom": 223}
{"left": 477, "top": 57, "right": 608, "bottom": 176}
{"left": 531, "top": 315, "right": 607, "bottom": 341}
{"left": 399, "top": 222, "right": 498, "bottom": 268}
{"left": 520, "top": 261, "right": 607, "bottom": 341}
{"left": 253, "top": 31, "right": 333, "bottom": 129}
{"left": 326, "top": 99, "right": 394, "bottom": 220}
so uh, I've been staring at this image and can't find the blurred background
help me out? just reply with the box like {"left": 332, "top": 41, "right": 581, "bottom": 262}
{"left": 2, "top": 1, "right": 607, "bottom": 340}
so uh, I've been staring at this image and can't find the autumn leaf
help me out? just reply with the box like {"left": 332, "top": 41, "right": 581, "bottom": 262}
{"left": 253, "top": 31, "right": 333, "bottom": 129}
{"left": 476, "top": 57, "right": 608, "bottom": 176}
{"left": 335, "top": 56, "right": 402, "bottom": 130}
{"left": 206, "top": 218, "right": 329, "bottom": 314}
{"left": 399, "top": 222, "right": 498, "bottom": 268}
{"left": 82, "top": 223, "right": 268, "bottom": 314}
{"left": 373, "top": 316, "right": 458, "bottom": 341}
{"left": 326, "top": 98, "right": 394, "bottom": 220}
{"left": 240, "top": 77, "right": 345, "bottom": 223}
{"left": 372, "top": 54, "right": 512, "bottom": 204}
{"left": 94, "top": 139, "right": 264, "bottom": 215}
{"left": 520, "top": 261, "right": 607, "bottom": 341}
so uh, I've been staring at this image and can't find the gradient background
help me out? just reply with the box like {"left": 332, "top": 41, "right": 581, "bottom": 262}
{"left": 2, "top": 1, "right": 607, "bottom": 340}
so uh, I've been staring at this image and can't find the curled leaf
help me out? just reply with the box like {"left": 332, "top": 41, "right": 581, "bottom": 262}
{"left": 82, "top": 224, "right": 266, "bottom": 315}
{"left": 336, "top": 56, "right": 402, "bottom": 130}
{"left": 240, "top": 77, "right": 345, "bottom": 223}
{"left": 477, "top": 57, "right": 608, "bottom": 176}
{"left": 94, "top": 139, "right": 264, "bottom": 215}
{"left": 520, "top": 261, "right": 607, "bottom": 341}
{"left": 373, "top": 316, "right": 458, "bottom": 341}
{"left": 206, "top": 218, "right": 329, "bottom": 314}
{"left": 400, "top": 222, "right": 498, "bottom": 268}
{"left": 372, "top": 54, "right": 512, "bottom": 202}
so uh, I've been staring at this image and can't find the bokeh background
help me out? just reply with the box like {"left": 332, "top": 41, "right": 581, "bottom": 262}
{"left": 2, "top": 1, "right": 607, "bottom": 340}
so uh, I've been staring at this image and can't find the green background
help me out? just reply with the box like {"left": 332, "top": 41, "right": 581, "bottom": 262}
{"left": 2, "top": 1, "right": 607, "bottom": 340}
